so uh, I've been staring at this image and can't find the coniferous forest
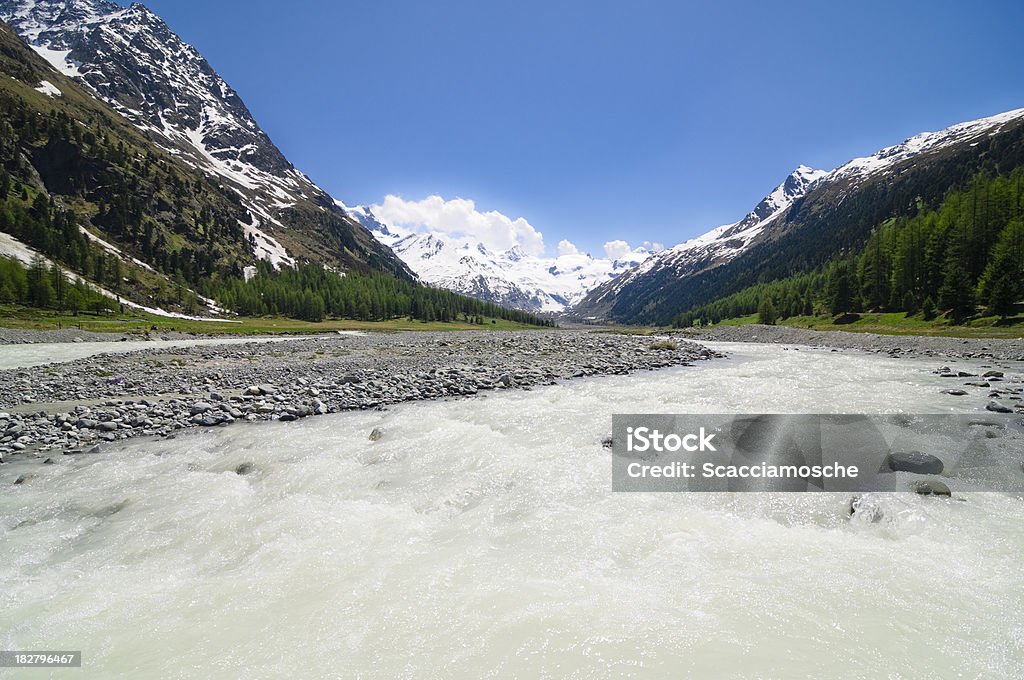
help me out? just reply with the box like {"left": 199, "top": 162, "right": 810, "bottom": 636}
{"left": 204, "top": 261, "right": 553, "bottom": 325}
{"left": 671, "top": 169, "right": 1024, "bottom": 327}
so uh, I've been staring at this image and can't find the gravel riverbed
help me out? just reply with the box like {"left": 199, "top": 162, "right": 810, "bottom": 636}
{"left": 0, "top": 330, "right": 717, "bottom": 462}
{"left": 678, "top": 323, "right": 1024, "bottom": 360}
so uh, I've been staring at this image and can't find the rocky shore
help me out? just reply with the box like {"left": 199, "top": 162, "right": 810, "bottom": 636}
{"left": 0, "top": 330, "right": 718, "bottom": 462}
{"left": 0, "top": 327, "right": 208, "bottom": 345}
{"left": 676, "top": 324, "right": 1024, "bottom": 360}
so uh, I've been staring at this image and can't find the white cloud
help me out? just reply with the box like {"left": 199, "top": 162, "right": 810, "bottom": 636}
{"left": 372, "top": 194, "right": 546, "bottom": 256}
{"left": 602, "top": 240, "right": 633, "bottom": 260}
{"left": 557, "top": 239, "right": 580, "bottom": 256}
{"left": 603, "top": 239, "right": 663, "bottom": 262}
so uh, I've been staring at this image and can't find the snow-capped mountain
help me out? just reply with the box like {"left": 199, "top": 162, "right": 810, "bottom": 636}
{"left": 582, "top": 165, "right": 827, "bottom": 312}
{"left": 575, "top": 107, "right": 1024, "bottom": 321}
{"left": 827, "top": 107, "right": 1024, "bottom": 186}
{"left": 0, "top": 0, "right": 411, "bottom": 277}
{"left": 342, "top": 203, "right": 650, "bottom": 313}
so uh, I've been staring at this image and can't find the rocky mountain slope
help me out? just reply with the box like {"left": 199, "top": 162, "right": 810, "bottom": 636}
{"left": 574, "top": 108, "right": 1024, "bottom": 323}
{"left": 0, "top": 15, "right": 262, "bottom": 313}
{"left": 0, "top": 0, "right": 411, "bottom": 277}
{"left": 576, "top": 165, "right": 827, "bottom": 319}
{"left": 342, "top": 203, "right": 650, "bottom": 313}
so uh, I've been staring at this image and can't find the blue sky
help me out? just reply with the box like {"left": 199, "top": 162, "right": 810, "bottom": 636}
{"left": 141, "top": 0, "right": 1024, "bottom": 257}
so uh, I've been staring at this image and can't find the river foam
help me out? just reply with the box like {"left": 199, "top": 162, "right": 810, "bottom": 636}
{"left": 2, "top": 343, "right": 1022, "bottom": 678}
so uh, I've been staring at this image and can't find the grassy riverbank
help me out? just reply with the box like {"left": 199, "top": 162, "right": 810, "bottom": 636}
{"left": 709, "top": 312, "right": 1024, "bottom": 339}
{"left": 594, "top": 310, "right": 1024, "bottom": 339}
{"left": 0, "top": 304, "right": 544, "bottom": 336}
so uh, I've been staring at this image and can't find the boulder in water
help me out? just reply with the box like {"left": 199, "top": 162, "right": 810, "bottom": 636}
{"left": 910, "top": 480, "right": 951, "bottom": 497}
{"left": 986, "top": 401, "right": 1013, "bottom": 414}
{"left": 882, "top": 451, "right": 944, "bottom": 475}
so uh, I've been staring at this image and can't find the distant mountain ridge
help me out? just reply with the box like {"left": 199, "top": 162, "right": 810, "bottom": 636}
{"left": 342, "top": 203, "right": 651, "bottom": 313}
{"left": 0, "top": 0, "right": 412, "bottom": 277}
{"left": 573, "top": 107, "right": 1024, "bottom": 323}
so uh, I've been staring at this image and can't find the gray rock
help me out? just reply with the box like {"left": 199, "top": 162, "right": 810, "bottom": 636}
{"left": 910, "top": 480, "right": 951, "bottom": 497}
{"left": 882, "top": 451, "right": 944, "bottom": 475}
{"left": 190, "top": 401, "right": 213, "bottom": 415}
{"left": 235, "top": 462, "right": 255, "bottom": 475}
{"left": 369, "top": 427, "right": 383, "bottom": 442}
{"left": 941, "top": 389, "right": 968, "bottom": 396}
{"left": 986, "top": 401, "right": 1013, "bottom": 414}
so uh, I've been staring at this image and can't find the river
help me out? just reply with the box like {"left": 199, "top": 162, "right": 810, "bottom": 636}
{"left": 1, "top": 342, "right": 1021, "bottom": 678}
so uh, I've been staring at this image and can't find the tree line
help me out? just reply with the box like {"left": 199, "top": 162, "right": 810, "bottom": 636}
{"left": 672, "top": 168, "right": 1024, "bottom": 327}
{"left": 203, "top": 261, "right": 554, "bottom": 326}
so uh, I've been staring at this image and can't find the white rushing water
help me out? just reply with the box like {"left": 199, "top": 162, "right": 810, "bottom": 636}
{"left": 2, "top": 343, "right": 1023, "bottom": 678}
{"left": 0, "top": 336, "right": 322, "bottom": 370}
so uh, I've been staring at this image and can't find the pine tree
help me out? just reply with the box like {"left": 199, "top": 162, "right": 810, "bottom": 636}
{"left": 859, "top": 232, "right": 889, "bottom": 310}
{"left": 901, "top": 291, "right": 918, "bottom": 315}
{"left": 978, "top": 219, "right": 1023, "bottom": 319}
{"left": 987, "top": 268, "right": 1019, "bottom": 319}
{"left": 921, "top": 296, "right": 937, "bottom": 321}
{"left": 65, "top": 286, "right": 84, "bottom": 315}
{"left": 826, "top": 263, "right": 855, "bottom": 315}
{"left": 27, "top": 255, "right": 53, "bottom": 308}
{"left": 757, "top": 297, "right": 777, "bottom": 325}
{"left": 938, "top": 260, "right": 975, "bottom": 323}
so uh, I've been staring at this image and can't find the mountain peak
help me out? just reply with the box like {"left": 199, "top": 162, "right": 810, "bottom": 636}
{"left": 0, "top": 0, "right": 415, "bottom": 278}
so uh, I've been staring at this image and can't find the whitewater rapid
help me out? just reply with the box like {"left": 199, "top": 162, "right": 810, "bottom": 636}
{"left": 1, "top": 343, "right": 1022, "bottom": 678}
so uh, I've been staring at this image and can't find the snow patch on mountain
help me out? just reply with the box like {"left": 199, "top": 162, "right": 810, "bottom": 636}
{"left": 33, "top": 78, "right": 59, "bottom": 96}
